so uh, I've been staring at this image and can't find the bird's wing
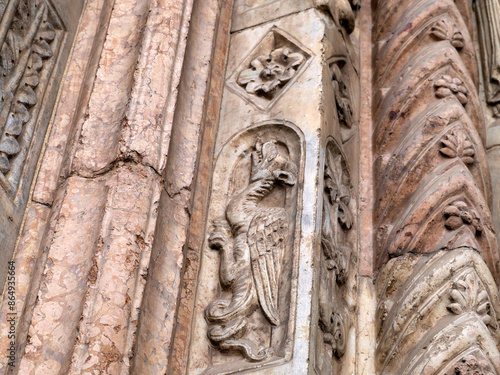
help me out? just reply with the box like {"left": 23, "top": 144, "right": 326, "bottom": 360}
{"left": 247, "top": 207, "right": 288, "bottom": 326}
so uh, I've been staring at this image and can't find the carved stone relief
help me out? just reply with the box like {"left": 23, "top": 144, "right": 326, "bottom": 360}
{"left": 474, "top": 0, "right": 500, "bottom": 118}
{"left": 227, "top": 27, "right": 312, "bottom": 110}
{"left": 316, "top": 140, "right": 354, "bottom": 374}
{"left": 373, "top": 0, "right": 500, "bottom": 373}
{"left": 187, "top": 123, "right": 302, "bottom": 374}
{"left": 0, "top": 0, "right": 64, "bottom": 194}
{"left": 206, "top": 136, "right": 298, "bottom": 361}
{"left": 328, "top": 57, "right": 355, "bottom": 143}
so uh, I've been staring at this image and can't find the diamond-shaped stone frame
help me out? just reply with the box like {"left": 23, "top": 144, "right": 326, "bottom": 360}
{"left": 226, "top": 26, "right": 313, "bottom": 111}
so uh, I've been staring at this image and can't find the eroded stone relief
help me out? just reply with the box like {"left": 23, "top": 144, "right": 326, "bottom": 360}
{"left": 0, "top": 0, "right": 64, "bottom": 193}
{"left": 373, "top": 0, "right": 500, "bottom": 373}
{"left": 185, "top": 123, "right": 302, "bottom": 374}
{"left": 227, "top": 27, "right": 311, "bottom": 110}
{"left": 206, "top": 137, "right": 298, "bottom": 361}
{"left": 474, "top": 0, "right": 500, "bottom": 118}
{"left": 328, "top": 57, "right": 355, "bottom": 143}
{"left": 317, "top": 141, "right": 353, "bottom": 366}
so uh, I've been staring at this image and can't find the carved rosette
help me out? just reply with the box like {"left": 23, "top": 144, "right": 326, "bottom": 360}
{"left": 227, "top": 27, "right": 312, "bottom": 110}
{"left": 0, "top": 0, "right": 64, "bottom": 192}
{"left": 237, "top": 47, "right": 305, "bottom": 99}
{"left": 373, "top": 0, "right": 500, "bottom": 373}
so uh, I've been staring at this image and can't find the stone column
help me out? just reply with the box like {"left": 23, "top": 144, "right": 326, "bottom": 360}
{"left": 167, "top": 0, "right": 361, "bottom": 374}
{"left": 372, "top": 0, "right": 500, "bottom": 373}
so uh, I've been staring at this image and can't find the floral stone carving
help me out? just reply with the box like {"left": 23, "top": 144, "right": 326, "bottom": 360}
{"left": 439, "top": 128, "right": 475, "bottom": 165}
{"left": 443, "top": 200, "right": 483, "bottom": 234}
{"left": 227, "top": 27, "right": 312, "bottom": 110}
{"left": 328, "top": 58, "right": 355, "bottom": 144}
{"left": 434, "top": 74, "right": 469, "bottom": 106}
{"left": 318, "top": 140, "right": 353, "bottom": 366}
{"left": 205, "top": 137, "right": 298, "bottom": 361}
{"left": 0, "top": 0, "right": 63, "bottom": 189}
{"left": 430, "top": 18, "right": 464, "bottom": 49}
{"left": 237, "top": 47, "right": 305, "bottom": 98}
{"left": 447, "top": 272, "right": 497, "bottom": 329}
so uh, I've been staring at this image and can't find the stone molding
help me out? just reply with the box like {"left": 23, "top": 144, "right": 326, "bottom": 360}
{"left": 373, "top": 0, "right": 500, "bottom": 373}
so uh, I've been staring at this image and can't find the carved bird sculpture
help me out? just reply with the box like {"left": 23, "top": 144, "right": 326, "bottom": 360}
{"left": 205, "top": 138, "right": 297, "bottom": 361}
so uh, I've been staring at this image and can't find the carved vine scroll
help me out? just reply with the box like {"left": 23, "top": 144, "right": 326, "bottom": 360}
{"left": 0, "top": 0, "right": 64, "bottom": 193}
{"left": 317, "top": 140, "right": 353, "bottom": 372}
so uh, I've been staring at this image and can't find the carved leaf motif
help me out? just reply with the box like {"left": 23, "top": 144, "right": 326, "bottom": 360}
{"left": 0, "top": 0, "right": 59, "bottom": 176}
{"left": 443, "top": 200, "right": 483, "bottom": 234}
{"left": 325, "top": 153, "right": 353, "bottom": 229}
{"left": 434, "top": 75, "right": 469, "bottom": 106}
{"left": 330, "top": 62, "right": 354, "bottom": 131}
{"left": 430, "top": 18, "right": 464, "bottom": 49}
{"left": 237, "top": 47, "right": 305, "bottom": 98}
{"left": 447, "top": 272, "right": 497, "bottom": 329}
{"left": 439, "top": 129, "right": 475, "bottom": 165}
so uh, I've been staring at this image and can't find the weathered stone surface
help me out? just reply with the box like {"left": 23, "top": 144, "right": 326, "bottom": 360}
{"left": 120, "top": 0, "right": 195, "bottom": 171}
{"left": 68, "top": 165, "right": 160, "bottom": 374}
{"left": 176, "top": 4, "right": 360, "bottom": 374}
{"left": 18, "top": 176, "right": 107, "bottom": 374}
{"left": 0, "top": 0, "right": 85, "bottom": 295}
{"left": 71, "top": 0, "right": 149, "bottom": 176}
{"left": 1, "top": 1, "right": 500, "bottom": 374}
{"left": 373, "top": 0, "right": 500, "bottom": 374}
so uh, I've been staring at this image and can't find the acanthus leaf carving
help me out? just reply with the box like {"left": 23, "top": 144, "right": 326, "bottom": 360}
{"left": 447, "top": 271, "right": 497, "bottom": 329}
{"left": 205, "top": 137, "right": 298, "bottom": 362}
{"left": 439, "top": 128, "right": 475, "bottom": 165}
{"left": 430, "top": 18, "right": 464, "bottom": 50}
{"left": 328, "top": 57, "right": 356, "bottom": 143}
{"left": 318, "top": 141, "right": 353, "bottom": 365}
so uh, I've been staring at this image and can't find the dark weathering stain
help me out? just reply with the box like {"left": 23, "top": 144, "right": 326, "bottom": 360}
{"left": 401, "top": 22, "right": 413, "bottom": 33}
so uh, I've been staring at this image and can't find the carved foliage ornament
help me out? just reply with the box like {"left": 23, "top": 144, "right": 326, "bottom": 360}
{"left": 0, "top": 0, "right": 63, "bottom": 179}
{"left": 447, "top": 272, "right": 497, "bottom": 329}
{"left": 434, "top": 74, "right": 469, "bottom": 106}
{"left": 474, "top": 0, "right": 500, "bottom": 117}
{"left": 318, "top": 142, "right": 353, "bottom": 360}
{"left": 430, "top": 18, "right": 464, "bottom": 50}
{"left": 439, "top": 128, "right": 475, "bottom": 165}
{"left": 206, "top": 137, "right": 298, "bottom": 362}
{"left": 443, "top": 200, "right": 483, "bottom": 235}
{"left": 228, "top": 28, "right": 312, "bottom": 110}
{"left": 237, "top": 47, "right": 305, "bottom": 98}
{"left": 328, "top": 57, "right": 356, "bottom": 144}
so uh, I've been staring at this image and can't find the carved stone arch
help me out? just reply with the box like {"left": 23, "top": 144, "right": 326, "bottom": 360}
{"left": 373, "top": 1, "right": 478, "bottom": 89}
{"left": 376, "top": 249, "right": 500, "bottom": 375}
{"left": 186, "top": 121, "right": 304, "bottom": 374}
